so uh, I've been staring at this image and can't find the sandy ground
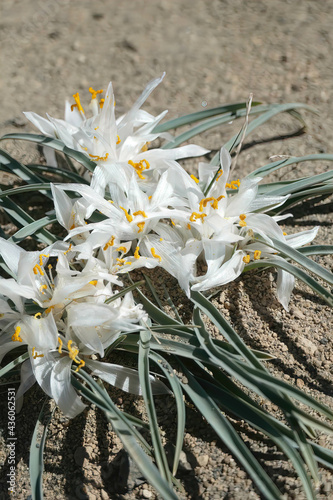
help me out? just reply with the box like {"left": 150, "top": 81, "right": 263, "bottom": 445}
{"left": 0, "top": 0, "right": 333, "bottom": 498}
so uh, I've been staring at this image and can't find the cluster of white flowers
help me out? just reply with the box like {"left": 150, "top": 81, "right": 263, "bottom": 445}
{"left": 0, "top": 74, "right": 318, "bottom": 417}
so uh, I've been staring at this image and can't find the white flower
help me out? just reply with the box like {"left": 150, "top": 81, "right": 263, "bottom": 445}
{"left": 24, "top": 74, "right": 208, "bottom": 196}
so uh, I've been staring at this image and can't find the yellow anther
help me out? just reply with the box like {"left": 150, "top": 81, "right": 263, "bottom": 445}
{"left": 243, "top": 255, "right": 251, "bottom": 264}
{"left": 94, "top": 126, "right": 99, "bottom": 130}
{"left": 39, "top": 254, "right": 49, "bottom": 266}
{"left": 137, "top": 222, "right": 145, "bottom": 233}
{"left": 103, "top": 236, "right": 115, "bottom": 250}
{"left": 133, "top": 210, "right": 147, "bottom": 218}
{"left": 187, "top": 223, "right": 191, "bottom": 230}
{"left": 34, "top": 312, "right": 42, "bottom": 319}
{"left": 128, "top": 159, "right": 150, "bottom": 179}
{"left": 40, "top": 284, "right": 47, "bottom": 294}
{"left": 239, "top": 220, "right": 247, "bottom": 227}
{"left": 254, "top": 250, "right": 262, "bottom": 260}
{"left": 89, "top": 87, "right": 103, "bottom": 100}
{"left": 199, "top": 197, "right": 214, "bottom": 212}
{"left": 159, "top": 237, "right": 163, "bottom": 241}
{"left": 11, "top": 326, "right": 22, "bottom": 342}
{"left": 125, "top": 261, "right": 132, "bottom": 265}
{"left": 113, "top": 99, "right": 116, "bottom": 107}
{"left": 71, "top": 92, "right": 85, "bottom": 114}
{"left": 190, "top": 174, "right": 199, "bottom": 184}
{"left": 67, "top": 340, "right": 80, "bottom": 363}
{"left": 134, "top": 246, "right": 140, "bottom": 259}
{"left": 216, "top": 170, "right": 223, "bottom": 181}
{"left": 75, "top": 359, "right": 85, "bottom": 372}
{"left": 116, "top": 135, "right": 121, "bottom": 145}
{"left": 48, "top": 264, "right": 52, "bottom": 270}
{"left": 99, "top": 98, "right": 105, "bottom": 108}
{"left": 148, "top": 195, "right": 152, "bottom": 200}
{"left": 119, "top": 206, "right": 133, "bottom": 222}
{"left": 89, "top": 152, "right": 109, "bottom": 161}
{"left": 64, "top": 244, "right": 72, "bottom": 255}
{"left": 116, "top": 258, "right": 125, "bottom": 264}
{"left": 283, "top": 231, "right": 287, "bottom": 236}
{"left": 117, "top": 246, "right": 127, "bottom": 253}
{"left": 227, "top": 179, "right": 240, "bottom": 190}
{"left": 171, "top": 220, "right": 175, "bottom": 226}
{"left": 32, "top": 347, "right": 44, "bottom": 359}
{"left": 216, "top": 195, "right": 225, "bottom": 201}
{"left": 89, "top": 280, "right": 98, "bottom": 286}
{"left": 141, "top": 142, "right": 150, "bottom": 152}
{"left": 239, "top": 214, "right": 246, "bottom": 220}
{"left": 190, "top": 212, "right": 207, "bottom": 223}
{"left": 45, "top": 305, "right": 55, "bottom": 315}
{"left": 151, "top": 248, "right": 162, "bottom": 262}
{"left": 33, "top": 264, "right": 44, "bottom": 276}
{"left": 58, "top": 337, "right": 63, "bottom": 354}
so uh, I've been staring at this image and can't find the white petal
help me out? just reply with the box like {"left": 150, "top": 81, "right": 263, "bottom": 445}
{"left": 87, "top": 360, "right": 170, "bottom": 395}
{"left": 50, "top": 357, "right": 86, "bottom": 418}
{"left": 23, "top": 112, "right": 56, "bottom": 136}
{"left": 276, "top": 268, "right": 295, "bottom": 311}
{"left": 285, "top": 227, "right": 319, "bottom": 248}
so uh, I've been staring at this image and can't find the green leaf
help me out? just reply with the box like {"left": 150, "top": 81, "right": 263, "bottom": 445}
{"left": 29, "top": 399, "right": 54, "bottom": 500}
{"left": 255, "top": 236, "right": 333, "bottom": 286}
{"left": 0, "top": 353, "right": 29, "bottom": 378}
{"left": 0, "top": 190, "right": 57, "bottom": 245}
{"left": 162, "top": 104, "right": 273, "bottom": 150}
{"left": 298, "top": 245, "right": 333, "bottom": 256}
{"left": 149, "top": 351, "right": 186, "bottom": 476}
{"left": 152, "top": 101, "right": 262, "bottom": 133}
{"left": 0, "top": 148, "right": 46, "bottom": 189}
{"left": 268, "top": 170, "right": 333, "bottom": 196}
{"left": 72, "top": 371, "right": 178, "bottom": 500}
{"left": 178, "top": 361, "right": 282, "bottom": 500}
{"left": 0, "top": 183, "right": 52, "bottom": 198}
{"left": 9, "top": 216, "right": 58, "bottom": 243}
{"left": 139, "top": 330, "right": 172, "bottom": 483}
{"left": 247, "top": 154, "right": 333, "bottom": 179}
{"left": 244, "top": 258, "right": 333, "bottom": 307}
{"left": 0, "top": 133, "right": 96, "bottom": 172}
{"left": 29, "top": 164, "right": 89, "bottom": 183}
{"left": 104, "top": 280, "right": 145, "bottom": 304}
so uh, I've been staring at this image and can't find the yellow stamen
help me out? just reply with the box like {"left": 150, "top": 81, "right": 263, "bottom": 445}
{"left": 11, "top": 326, "right": 22, "bottom": 342}
{"left": 239, "top": 214, "right": 246, "bottom": 220}
{"left": 33, "top": 264, "right": 44, "bottom": 276}
{"left": 187, "top": 223, "right": 191, "bottom": 230}
{"left": 190, "top": 174, "right": 199, "bottom": 184}
{"left": 239, "top": 220, "right": 247, "bottom": 227}
{"left": 116, "top": 135, "right": 121, "bottom": 145}
{"left": 141, "top": 142, "right": 150, "bottom": 152}
{"left": 134, "top": 246, "right": 140, "bottom": 259}
{"left": 45, "top": 305, "right": 55, "bottom": 315}
{"left": 216, "top": 195, "right": 225, "bottom": 202}
{"left": 133, "top": 210, "right": 147, "bottom": 218}
{"left": 190, "top": 212, "right": 207, "bottom": 223}
{"left": 94, "top": 126, "right": 99, "bottom": 130}
{"left": 148, "top": 195, "right": 152, "bottom": 200}
{"left": 117, "top": 246, "right": 127, "bottom": 253}
{"left": 89, "top": 87, "right": 103, "bottom": 100}
{"left": 34, "top": 312, "right": 42, "bottom": 319}
{"left": 128, "top": 159, "right": 150, "bottom": 179}
{"left": 125, "top": 261, "right": 132, "bottom": 265}
{"left": 39, "top": 254, "right": 49, "bottom": 266}
{"left": 199, "top": 197, "right": 214, "bottom": 212}
{"left": 151, "top": 248, "right": 162, "bottom": 262}
{"left": 103, "top": 235, "right": 115, "bottom": 250}
{"left": 159, "top": 237, "right": 163, "bottom": 241}
{"left": 75, "top": 359, "right": 85, "bottom": 372}
{"left": 119, "top": 206, "right": 133, "bottom": 222}
{"left": 216, "top": 170, "right": 223, "bottom": 181}
{"left": 99, "top": 98, "right": 105, "bottom": 108}
{"left": 89, "top": 280, "right": 98, "bottom": 286}
{"left": 137, "top": 222, "right": 145, "bottom": 233}
{"left": 58, "top": 337, "right": 63, "bottom": 354}
{"left": 89, "top": 152, "right": 109, "bottom": 161}
{"left": 32, "top": 347, "right": 44, "bottom": 359}
{"left": 254, "top": 250, "right": 262, "bottom": 260}
{"left": 40, "top": 284, "right": 47, "bottom": 294}
{"left": 283, "top": 231, "right": 287, "bottom": 236}
{"left": 64, "top": 244, "right": 72, "bottom": 255}
{"left": 72, "top": 92, "right": 85, "bottom": 114}
{"left": 116, "top": 258, "right": 125, "bottom": 265}
{"left": 243, "top": 255, "right": 251, "bottom": 264}
{"left": 171, "top": 220, "right": 175, "bottom": 226}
